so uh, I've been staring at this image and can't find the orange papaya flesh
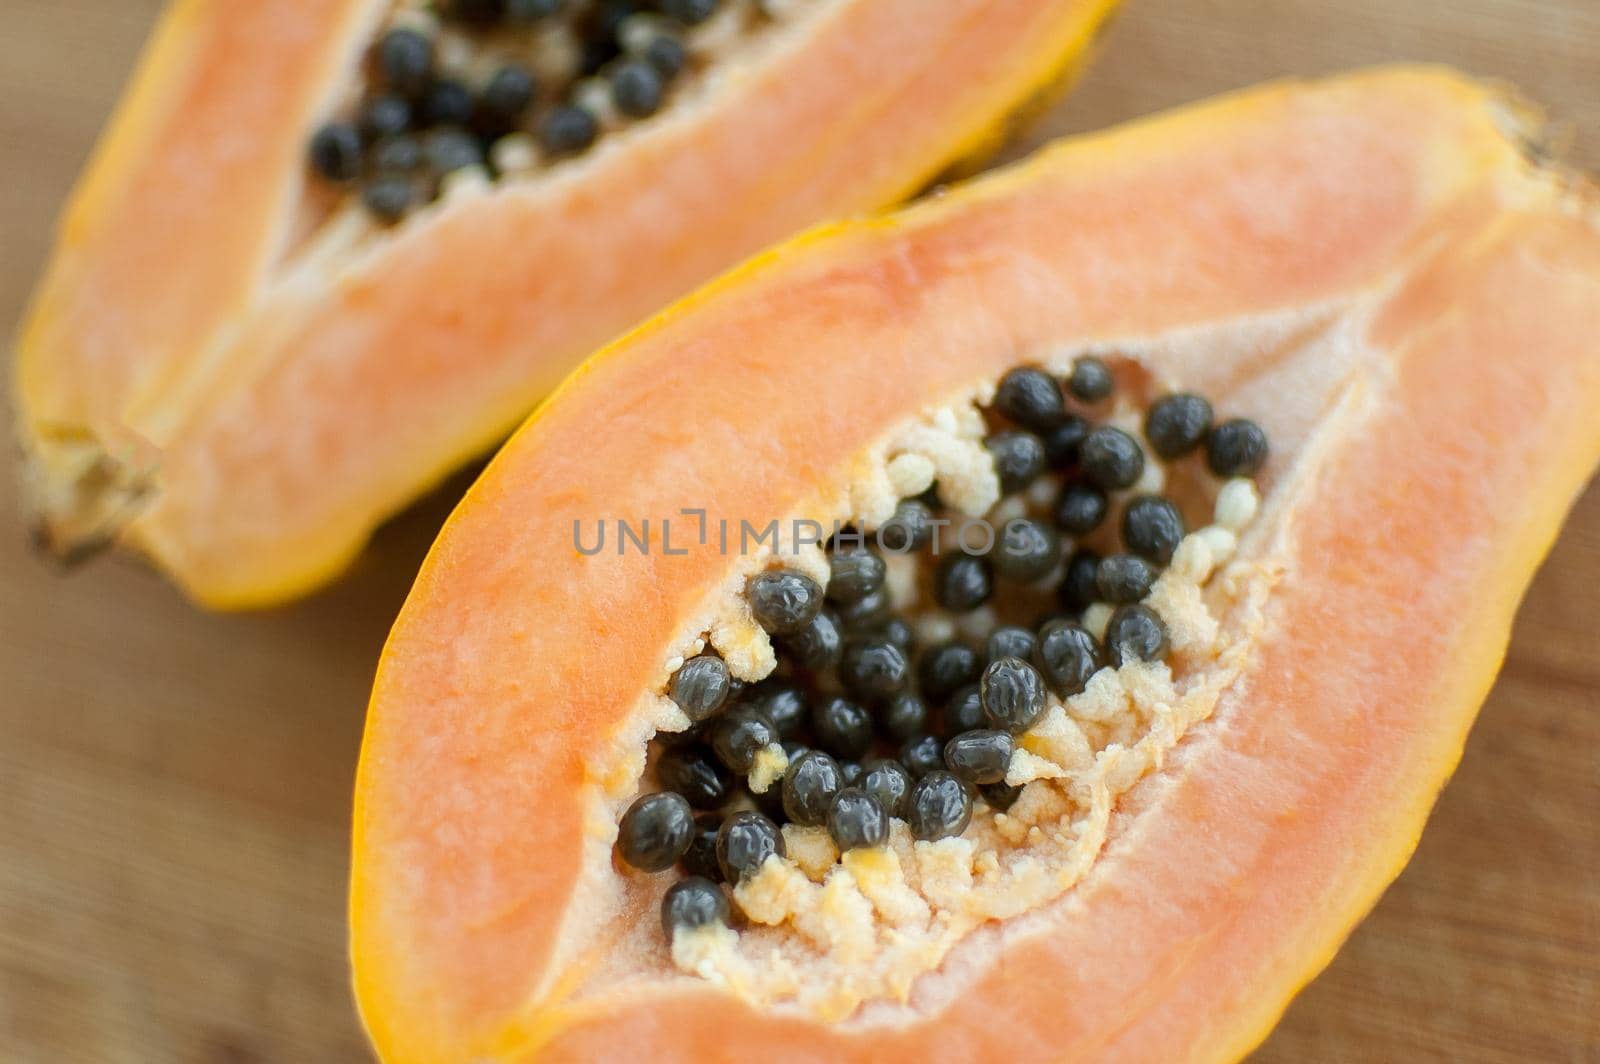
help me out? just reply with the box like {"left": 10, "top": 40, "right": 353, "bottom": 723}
{"left": 350, "top": 67, "right": 1600, "bottom": 1063}
{"left": 12, "top": 0, "right": 1119, "bottom": 606}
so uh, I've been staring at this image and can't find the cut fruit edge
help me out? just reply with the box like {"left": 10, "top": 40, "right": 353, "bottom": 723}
{"left": 349, "top": 67, "right": 1600, "bottom": 1063}
{"left": 11, "top": 0, "right": 1121, "bottom": 608}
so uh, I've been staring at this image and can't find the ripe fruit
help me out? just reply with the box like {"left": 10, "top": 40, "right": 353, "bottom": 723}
{"left": 13, "top": 0, "right": 1121, "bottom": 607}
{"left": 351, "top": 71, "right": 1600, "bottom": 1061}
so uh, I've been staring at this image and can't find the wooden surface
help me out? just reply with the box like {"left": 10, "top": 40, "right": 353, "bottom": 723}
{"left": 2, "top": 0, "right": 1596, "bottom": 1060}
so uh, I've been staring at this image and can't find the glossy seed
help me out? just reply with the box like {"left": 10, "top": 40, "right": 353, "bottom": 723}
{"left": 708, "top": 705, "right": 777, "bottom": 774}
{"left": 507, "top": 0, "right": 564, "bottom": 20}
{"left": 643, "top": 34, "right": 688, "bottom": 78}
{"left": 1144, "top": 393, "right": 1214, "bottom": 459}
{"left": 1105, "top": 604, "right": 1169, "bottom": 667}
{"left": 1059, "top": 548, "right": 1103, "bottom": 612}
{"left": 748, "top": 570, "right": 824, "bottom": 635}
{"left": 754, "top": 683, "right": 807, "bottom": 739}
{"left": 979, "top": 781, "right": 1024, "bottom": 811}
{"left": 877, "top": 617, "right": 914, "bottom": 649}
{"left": 422, "top": 78, "right": 476, "bottom": 127}
{"left": 362, "top": 176, "right": 413, "bottom": 223}
{"left": 781, "top": 749, "right": 843, "bottom": 826}
{"left": 986, "top": 430, "right": 1047, "bottom": 494}
{"left": 616, "top": 791, "right": 694, "bottom": 872}
{"left": 944, "top": 683, "right": 985, "bottom": 735}
{"left": 611, "top": 58, "right": 664, "bottom": 118}
{"left": 360, "top": 94, "right": 413, "bottom": 141}
{"left": 1096, "top": 553, "right": 1156, "bottom": 605}
{"left": 668, "top": 653, "right": 731, "bottom": 722}
{"left": 840, "top": 640, "right": 909, "bottom": 700}
{"left": 481, "top": 65, "right": 537, "bottom": 127}
{"left": 1122, "top": 494, "right": 1186, "bottom": 565}
{"left": 679, "top": 813, "right": 724, "bottom": 880}
{"left": 1034, "top": 619, "right": 1101, "bottom": 698}
{"left": 991, "top": 519, "right": 1060, "bottom": 583}
{"left": 943, "top": 730, "right": 1015, "bottom": 786}
{"left": 661, "top": 0, "right": 719, "bottom": 24}
{"left": 993, "top": 367, "right": 1066, "bottom": 432}
{"left": 980, "top": 657, "right": 1048, "bottom": 733}
{"left": 309, "top": 122, "right": 363, "bottom": 182}
{"left": 859, "top": 758, "right": 913, "bottom": 818}
{"left": 1041, "top": 415, "right": 1089, "bottom": 468}
{"left": 986, "top": 625, "right": 1037, "bottom": 664}
{"left": 1055, "top": 481, "right": 1108, "bottom": 535}
{"left": 877, "top": 499, "right": 935, "bottom": 553}
{"left": 840, "top": 760, "right": 864, "bottom": 786}
{"left": 811, "top": 696, "right": 874, "bottom": 761}
{"left": 1079, "top": 426, "right": 1146, "bottom": 490}
{"left": 827, "top": 549, "right": 887, "bottom": 605}
{"left": 900, "top": 734, "right": 946, "bottom": 778}
{"left": 661, "top": 876, "right": 729, "bottom": 936}
{"left": 827, "top": 788, "right": 889, "bottom": 850}
{"left": 834, "top": 585, "right": 892, "bottom": 631}
{"left": 715, "top": 810, "right": 785, "bottom": 882}
{"left": 540, "top": 103, "right": 598, "bottom": 155}
{"left": 906, "top": 771, "right": 973, "bottom": 841}
{"left": 880, "top": 692, "right": 929, "bottom": 742}
{"left": 1066, "top": 355, "right": 1114, "bottom": 402}
{"left": 377, "top": 28, "right": 434, "bottom": 97}
{"left": 655, "top": 744, "right": 733, "bottom": 809}
{"left": 1207, "top": 418, "right": 1270, "bottom": 477}
{"left": 784, "top": 608, "right": 843, "bottom": 671}
{"left": 917, "top": 641, "right": 981, "bottom": 703}
{"left": 933, "top": 554, "right": 993, "bottom": 613}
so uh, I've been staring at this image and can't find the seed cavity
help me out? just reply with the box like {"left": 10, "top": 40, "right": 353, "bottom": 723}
{"left": 308, "top": 0, "right": 817, "bottom": 224}
{"left": 604, "top": 357, "right": 1270, "bottom": 1016}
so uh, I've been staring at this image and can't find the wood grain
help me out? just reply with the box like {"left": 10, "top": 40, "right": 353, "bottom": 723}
{"left": 1, "top": 1, "right": 1595, "bottom": 1061}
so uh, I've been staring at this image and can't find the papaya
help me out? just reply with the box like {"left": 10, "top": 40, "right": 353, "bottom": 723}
{"left": 348, "top": 67, "right": 1600, "bottom": 1061}
{"left": 11, "top": 0, "right": 1119, "bottom": 607}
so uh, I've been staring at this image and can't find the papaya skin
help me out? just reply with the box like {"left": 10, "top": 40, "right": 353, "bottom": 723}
{"left": 11, "top": 0, "right": 1120, "bottom": 608}
{"left": 348, "top": 67, "right": 1600, "bottom": 1062}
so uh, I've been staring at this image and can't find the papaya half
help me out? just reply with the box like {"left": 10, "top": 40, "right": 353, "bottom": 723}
{"left": 11, "top": 0, "right": 1119, "bottom": 608}
{"left": 349, "top": 67, "right": 1600, "bottom": 1062}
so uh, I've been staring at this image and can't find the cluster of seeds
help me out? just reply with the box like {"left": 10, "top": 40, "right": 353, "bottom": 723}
{"left": 613, "top": 357, "right": 1269, "bottom": 946}
{"left": 307, "top": 0, "right": 769, "bottom": 222}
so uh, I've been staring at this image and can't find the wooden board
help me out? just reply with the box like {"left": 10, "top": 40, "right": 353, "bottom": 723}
{"left": 1, "top": 1, "right": 1596, "bottom": 1060}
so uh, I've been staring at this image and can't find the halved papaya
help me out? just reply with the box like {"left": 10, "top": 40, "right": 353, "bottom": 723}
{"left": 12, "top": 0, "right": 1119, "bottom": 607}
{"left": 350, "top": 68, "right": 1600, "bottom": 1062}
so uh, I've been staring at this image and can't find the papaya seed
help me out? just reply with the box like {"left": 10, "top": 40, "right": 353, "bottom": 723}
{"left": 620, "top": 361, "right": 1268, "bottom": 959}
